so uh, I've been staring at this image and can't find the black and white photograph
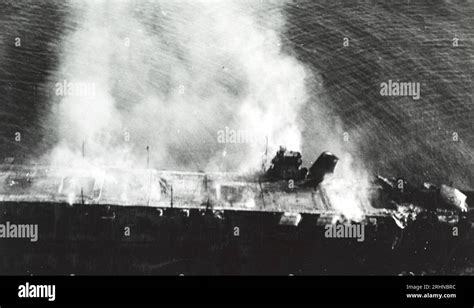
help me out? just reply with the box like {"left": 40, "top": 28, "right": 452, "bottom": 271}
{"left": 0, "top": 0, "right": 472, "bottom": 305}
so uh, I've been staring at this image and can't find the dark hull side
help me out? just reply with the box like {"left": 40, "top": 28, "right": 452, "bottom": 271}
{"left": 0, "top": 202, "right": 472, "bottom": 275}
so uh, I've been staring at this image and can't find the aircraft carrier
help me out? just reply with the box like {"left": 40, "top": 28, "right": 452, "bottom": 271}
{"left": 0, "top": 148, "right": 472, "bottom": 275}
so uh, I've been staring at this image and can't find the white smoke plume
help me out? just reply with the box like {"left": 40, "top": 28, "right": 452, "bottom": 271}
{"left": 47, "top": 0, "right": 309, "bottom": 172}
{"left": 321, "top": 153, "right": 373, "bottom": 222}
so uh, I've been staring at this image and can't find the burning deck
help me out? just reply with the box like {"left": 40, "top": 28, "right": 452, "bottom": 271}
{"left": 0, "top": 148, "right": 470, "bottom": 225}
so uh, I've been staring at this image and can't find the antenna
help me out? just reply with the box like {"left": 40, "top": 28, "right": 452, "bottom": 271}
{"left": 261, "top": 136, "right": 268, "bottom": 172}
{"left": 170, "top": 185, "right": 173, "bottom": 208}
{"left": 146, "top": 145, "right": 149, "bottom": 169}
{"left": 146, "top": 145, "right": 152, "bottom": 207}
{"left": 81, "top": 139, "right": 85, "bottom": 204}
{"left": 222, "top": 144, "right": 227, "bottom": 172}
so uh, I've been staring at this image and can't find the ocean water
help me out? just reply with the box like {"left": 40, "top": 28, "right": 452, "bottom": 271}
{"left": 0, "top": 0, "right": 472, "bottom": 189}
